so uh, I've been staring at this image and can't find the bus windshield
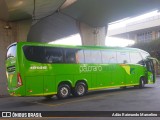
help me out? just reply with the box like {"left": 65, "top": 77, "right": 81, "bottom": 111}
{"left": 7, "top": 44, "right": 16, "bottom": 59}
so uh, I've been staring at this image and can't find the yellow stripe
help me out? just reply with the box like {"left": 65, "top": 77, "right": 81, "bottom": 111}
{"left": 89, "top": 84, "right": 139, "bottom": 91}
{"left": 29, "top": 92, "right": 57, "bottom": 96}
{"left": 148, "top": 82, "right": 154, "bottom": 84}
{"left": 44, "top": 92, "right": 57, "bottom": 95}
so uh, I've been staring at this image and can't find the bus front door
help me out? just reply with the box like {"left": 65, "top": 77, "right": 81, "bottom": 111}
{"left": 145, "top": 59, "right": 155, "bottom": 84}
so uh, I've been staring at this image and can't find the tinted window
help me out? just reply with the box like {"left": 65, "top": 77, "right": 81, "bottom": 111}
{"left": 45, "top": 47, "right": 63, "bottom": 63}
{"left": 84, "top": 50, "right": 101, "bottom": 63}
{"left": 117, "top": 51, "right": 130, "bottom": 64}
{"left": 7, "top": 44, "right": 16, "bottom": 59}
{"left": 23, "top": 46, "right": 63, "bottom": 63}
{"left": 101, "top": 51, "right": 117, "bottom": 63}
{"left": 130, "top": 52, "right": 143, "bottom": 64}
{"left": 65, "top": 49, "right": 77, "bottom": 63}
{"left": 23, "top": 46, "right": 46, "bottom": 63}
{"left": 75, "top": 50, "right": 85, "bottom": 63}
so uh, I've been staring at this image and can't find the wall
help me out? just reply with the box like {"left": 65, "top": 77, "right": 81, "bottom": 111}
{"left": 0, "top": 19, "right": 31, "bottom": 96}
{"left": 79, "top": 22, "right": 107, "bottom": 46}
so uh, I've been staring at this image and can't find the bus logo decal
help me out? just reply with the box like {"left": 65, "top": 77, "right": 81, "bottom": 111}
{"left": 80, "top": 65, "right": 102, "bottom": 73}
{"left": 30, "top": 66, "right": 47, "bottom": 70}
{"left": 120, "top": 64, "right": 131, "bottom": 75}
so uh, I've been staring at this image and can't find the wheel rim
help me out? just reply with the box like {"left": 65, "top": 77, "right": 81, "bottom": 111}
{"left": 60, "top": 87, "right": 69, "bottom": 97}
{"left": 77, "top": 85, "right": 85, "bottom": 95}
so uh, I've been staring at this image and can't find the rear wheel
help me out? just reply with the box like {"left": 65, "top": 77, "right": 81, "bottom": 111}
{"left": 73, "top": 82, "right": 87, "bottom": 97}
{"left": 56, "top": 84, "right": 71, "bottom": 99}
{"left": 139, "top": 77, "right": 145, "bottom": 88}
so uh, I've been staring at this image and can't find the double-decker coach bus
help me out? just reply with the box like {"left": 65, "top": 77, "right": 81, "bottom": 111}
{"left": 6, "top": 42, "right": 156, "bottom": 99}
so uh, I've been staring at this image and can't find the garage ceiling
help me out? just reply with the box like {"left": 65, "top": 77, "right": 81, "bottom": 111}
{"left": 0, "top": 0, "right": 160, "bottom": 27}
{"left": 0, "top": 0, "right": 66, "bottom": 21}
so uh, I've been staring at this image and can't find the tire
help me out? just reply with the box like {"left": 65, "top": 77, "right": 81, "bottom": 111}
{"left": 45, "top": 95, "right": 53, "bottom": 99}
{"left": 134, "top": 85, "right": 139, "bottom": 88}
{"left": 120, "top": 86, "right": 126, "bottom": 89}
{"left": 139, "top": 77, "right": 145, "bottom": 89}
{"left": 56, "top": 84, "right": 71, "bottom": 99}
{"left": 73, "top": 82, "right": 87, "bottom": 97}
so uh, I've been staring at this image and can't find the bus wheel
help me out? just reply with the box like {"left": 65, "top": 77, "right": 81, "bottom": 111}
{"left": 120, "top": 86, "right": 126, "bottom": 89}
{"left": 139, "top": 77, "right": 145, "bottom": 88}
{"left": 73, "top": 82, "right": 87, "bottom": 97}
{"left": 57, "top": 84, "right": 71, "bottom": 99}
{"left": 45, "top": 95, "right": 53, "bottom": 99}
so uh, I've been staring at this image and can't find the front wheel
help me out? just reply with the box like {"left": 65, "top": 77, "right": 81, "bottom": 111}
{"left": 73, "top": 82, "right": 87, "bottom": 97}
{"left": 139, "top": 77, "right": 145, "bottom": 89}
{"left": 56, "top": 84, "right": 71, "bottom": 99}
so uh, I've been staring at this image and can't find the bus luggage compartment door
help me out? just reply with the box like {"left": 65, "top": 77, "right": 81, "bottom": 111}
{"left": 25, "top": 76, "right": 44, "bottom": 96}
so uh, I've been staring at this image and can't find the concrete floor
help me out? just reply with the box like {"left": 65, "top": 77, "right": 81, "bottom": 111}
{"left": 0, "top": 76, "right": 160, "bottom": 119}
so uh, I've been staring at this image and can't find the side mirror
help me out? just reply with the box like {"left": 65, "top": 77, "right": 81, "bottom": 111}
{"left": 138, "top": 60, "right": 145, "bottom": 66}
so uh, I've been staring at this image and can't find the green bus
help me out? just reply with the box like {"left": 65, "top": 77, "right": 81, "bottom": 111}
{"left": 6, "top": 42, "right": 156, "bottom": 99}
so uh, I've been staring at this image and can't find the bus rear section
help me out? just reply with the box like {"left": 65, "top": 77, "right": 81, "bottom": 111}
{"left": 6, "top": 43, "right": 23, "bottom": 96}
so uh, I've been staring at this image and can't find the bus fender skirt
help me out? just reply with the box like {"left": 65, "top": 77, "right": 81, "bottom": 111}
{"left": 58, "top": 80, "right": 73, "bottom": 88}
{"left": 74, "top": 79, "right": 88, "bottom": 88}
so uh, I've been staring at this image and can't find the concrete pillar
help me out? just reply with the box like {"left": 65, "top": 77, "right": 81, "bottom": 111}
{"left": 0, "top": 20, "right": 17, "bottom": 96}
{"left": 0, "top": 19, "right": 31, "bottom": 96}
{"left": 78, "top": 22, "right": 107, "bottom": 46}
{"left": 16, "top": 19, "right": 32, "bottom": 42}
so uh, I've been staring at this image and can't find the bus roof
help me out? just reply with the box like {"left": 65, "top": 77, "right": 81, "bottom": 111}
{"left": 17, "top": 41, "right": 148, "bottom": 53}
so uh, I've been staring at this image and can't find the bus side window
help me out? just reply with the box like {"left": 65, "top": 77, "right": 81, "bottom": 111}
{"left": 90, "top": 50, "right": 101, "bottom": 63}
{"left": 65, "top": 49, "right": 77, "bottom": 63}
{"left": 101, "top": 50, "right": 117, "bottom": 63}
{"left": 130, "top": 52, "right": 143, "bottom": 65}
{"left": 75, "top": 50, "right": 85, "bottom": 63}
{"left": 23, "top": 46, "right": 46, "bottom": 63}
{"left": 45, "top": 47, "right": 63, "bottom": 63}
{"left": 117, "top": 51, "right": 130, "bottom": 64}
{"left": 84, "top": 50, "right": 101, "bottom": 64}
